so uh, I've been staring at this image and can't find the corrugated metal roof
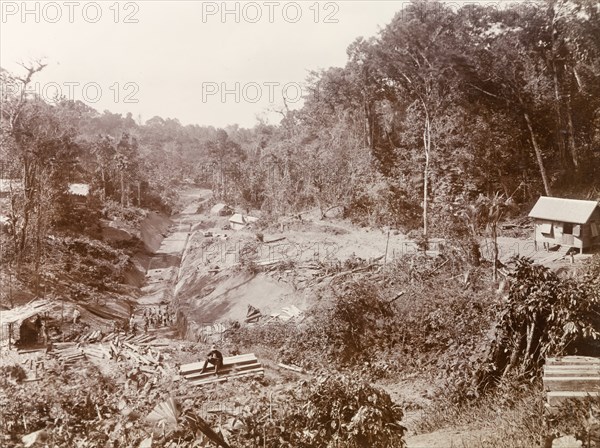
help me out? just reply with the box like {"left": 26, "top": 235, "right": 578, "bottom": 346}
{"left": 229, "top": 214, "right": 258, "bottom": 224}
{"left": 528, "top": 196, "right": 599, "bottom": 224}
{"left": 229, "top": 213, "right": 245, "bottom": 224}
{"left": 68, "top": 183, "right": 89, "bottom": 196}
{"left": 0, "top": 299, "right": 53, "bottom": 326}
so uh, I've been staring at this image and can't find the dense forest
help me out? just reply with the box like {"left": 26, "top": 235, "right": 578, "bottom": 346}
{"left": 1, "top": 0, "right": 599, "bottom": 270}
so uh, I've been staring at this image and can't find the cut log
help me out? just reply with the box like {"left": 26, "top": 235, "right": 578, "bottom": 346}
{"left": 277, "top": 363, "right": 304, "bottom": 373}
{"left": 124, "top": 342, "right": 141, "bottom": 353}
{"left": 264, "top": 237, "right": 286, "bottom": 244}
{"left": 140, "top": 366, "right": 156, "bottom": 375}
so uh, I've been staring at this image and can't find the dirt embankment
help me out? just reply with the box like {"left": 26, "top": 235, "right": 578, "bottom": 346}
{"left": 110, "top": 212, "right": 173, "bottom": 289}
{"left": 140, "top": 212, "right": 173, "bottom": 253}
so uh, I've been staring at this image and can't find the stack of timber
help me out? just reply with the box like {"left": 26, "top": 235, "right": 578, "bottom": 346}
{"left": 543, "top": 356, "right": 600, "bottom": 406}
{"left": 78, "top": 330, "right": 104, "bottom": 343}
{"left": 53, "top": 344, "right": 85, "bottom": 365}
{"left": 50, "top": 334, "right": 166, "bottom": 374}
{"left": 180, "top": 353, "right": 264, "bottom": 386}
{"left": 82, "top": 344, "right": 111, "bottom": 360}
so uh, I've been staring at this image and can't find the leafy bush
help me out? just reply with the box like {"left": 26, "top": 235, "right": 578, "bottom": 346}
{"left": 475, "top": 256, "right": 600, "bottom": 391}
{"left": 232, "top": 375, "right": 406, "bottom": 448}
{"left": 275, "top": 280, "right": 396, "bottom": 369}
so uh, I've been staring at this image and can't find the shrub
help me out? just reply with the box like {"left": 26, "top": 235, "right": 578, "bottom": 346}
{"left": 233, "top": 374, "right": 406, "bottom": 448}
{"left": 474, "top": 256, "right": 600, "bottom": 391}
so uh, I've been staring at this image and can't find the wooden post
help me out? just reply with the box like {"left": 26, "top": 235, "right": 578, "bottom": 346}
{"left": 384, "top": 229, "right": 391, "bottom": 265}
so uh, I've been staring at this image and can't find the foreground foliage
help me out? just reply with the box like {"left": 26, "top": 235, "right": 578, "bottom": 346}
{"left": 475, "top": 256, "right": 600, "bottom": 391}
{"left": 228, "top": 374, "right": 405, "bottom": 448}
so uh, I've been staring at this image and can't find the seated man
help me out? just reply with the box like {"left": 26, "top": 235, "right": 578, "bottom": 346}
{"left": 200, "top": 344, "right": 223, "bottom": 375}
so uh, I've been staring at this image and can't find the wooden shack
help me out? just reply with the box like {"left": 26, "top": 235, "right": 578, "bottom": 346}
{"left": 529, "top": 196, "right": 600, "bottom": 254}
{"left": 0, "top": 299, "right": 54, "bottom": 347}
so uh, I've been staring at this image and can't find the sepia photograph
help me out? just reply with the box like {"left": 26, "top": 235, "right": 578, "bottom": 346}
{"left": 1, "top": 1, "right": 599, "bottom": 446}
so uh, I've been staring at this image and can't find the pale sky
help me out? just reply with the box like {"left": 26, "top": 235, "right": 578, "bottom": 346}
{"left": 0, "top": 1, "right": 494, "bottom": 128}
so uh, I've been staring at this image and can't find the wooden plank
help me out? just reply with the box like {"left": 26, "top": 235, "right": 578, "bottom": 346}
{"left": 53, "top": 342, "right": 77, "bottom": 349}
{"left": 221, "top": 353, "right": 258, "bottom": 363}
{"left": 181, "top": 358, "right": 259, "bottom": 376}
{"left": 544, "top": 369, "right": 600, "bottom": 377}
{"left": 182, "top": 353, "right": 258, "bottom": 367}
{"left": 545, "top": 364, "right": 600, "bottom": 370}
{"left": 192, "top": 367, "right": 264, "bottom": 383}
{"left": 181, "top": 362, "right": 262, "bottom": 380}
{"left": 546, "top": 356, "right": 600, "bottom": 365}
{"left": 180, "top": 357, "right": 261, "bottom": 373}
{"left": 183, "top": 362, "right": 262, "bottom": 382}
{"left": 543, "top": 377, "right": 600, "bottom": 391}
{"left": 17, "top": 348, "right": 46, "bottom": 354}
{"left": 189, "top": 368, "right": 265, "bottom": 387}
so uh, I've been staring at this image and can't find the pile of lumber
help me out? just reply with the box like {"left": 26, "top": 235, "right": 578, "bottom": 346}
{"left": 82, "top": 344, "right": 111, "bottom": 360}
{"left": 78, "top": 330, "right": 104, "bottom": 343}
{"left": 543, "top": 356, "right": 600, "bottom": 406}
{"left": 101, "top": 331, "right": 161, "bottom": 346}
{"left": 50, "top": 333, "right": 167, "bottom": 374}
{"left": 180, "top": 353, "right": 263, "bottom": 386}
{"left": 52, "top": 344, "right": 85, "bottom": 365}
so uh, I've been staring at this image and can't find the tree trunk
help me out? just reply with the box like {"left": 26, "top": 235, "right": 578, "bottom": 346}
{"left": 523, "top": 111, "right": 552, "bottom": 196}
{"left": 566, "top": 94, "right": 578, "bottom": 171}
{"left": 523, "top": 316, "right": 537, "bottom": 370}
{"left": 503, "top": 330, "right": 526, "bottom": 377}
{"left": 422, "top": 104, "right": 431, "bottom": 244}
{"left": 101, "top": 168, "right": 106, "bottom": 202}
{"left": 363, "top": 99, "right": 372, "bottom": 149}
{"left": 491, "top": 222, "right": 498, "bottom": 282}
{"left": 120, "top": 171, "right": 125, "bottom": 206}
{"left": 550, "top": 11, "right": 569, "bottom": 170}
